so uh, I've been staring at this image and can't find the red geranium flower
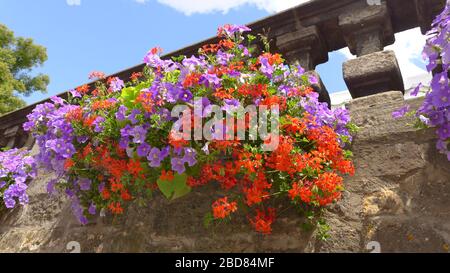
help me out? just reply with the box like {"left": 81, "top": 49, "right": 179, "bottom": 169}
{"left": 249, "top": 208, "right": 276, "bottom": 235}
{"left": 212, "top": 197, "right": 238, "bottom": 219}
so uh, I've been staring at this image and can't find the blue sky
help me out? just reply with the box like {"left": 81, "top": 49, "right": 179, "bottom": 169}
{"left": 0, "top": 0, "right": 428, "bottom": 105}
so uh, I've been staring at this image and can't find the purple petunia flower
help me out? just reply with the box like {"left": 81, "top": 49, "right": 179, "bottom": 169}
{"left": 4, "top": 197, "right": 15, "bottom": 209}
{"left": 431, "top": 88, "right": 450, "bottom": 109}
{"left": 93, "top": 116, "right": 105, "bottom": 133}
{"left": 128, "top": 109, "right": 141, "bottom": 125}
{"left": 171, "top": 157, "right": 186, "bottom": 174}
{"left": 88, "top": 203, "right": 96, "bottom": 215}
{"left": 146, "top": 85, "right": 160, "bottom": 100}
{"left": 47, "top": 178, "right": 58, "bottom": 195}
{"left": 411, "top": 83, "right": 423, "bottom": 97}
{"left": 119, "top": 138, "right": 129, "bottom": 150}
{"left": 3, "top": 181, "right": 29, "bottom": 208}
{"left": 297, "top": 65, "right": 305, "bottom": 76}
{"left": 165, "top": 83, "right": 182, "bottom": 103}
{"left": 147, "top": 147, "right": 163, "bottom": 167}
{"left": 157, "top": 108, "right": 172, "bottom": 122}
{"left": 98, "top": 182, "right": 105, "bottom": 193}
{"left": 220, "top": 24, "right": 251, "bottom": 37}
{"left": 173, "top": 147, "right": 184, "bottom": 156}
{"left": 60, "top": 143, "right": 76, "bottom": 159}
{"left": 429, "top": 109, "right": 445, "bottom": 125}
{"left": 71, "top": 196, "right": 88, "bottom": 225}
{"left": 308, "top": 75, "right": 319, "bottom": 85}
{"left": 116, "top": 105, "right": 128, "bottom": 121}
{"left": 18, "top": 194, "right": 29, "bottom": 206}
{"left": 131, "top": 125, "right": 147, "bottom": 144}
{"left": 179, "top": 89, "right": 193, "bottom": 102}
{"left": 69, "top": 89, "right": 81, "bottom": 98}
{"left": 259, "top": 57, "right": 274, "bottom": 77}
{"left": 217, "top": 50, "right": 234, "bottom": 65}
{"left": 109, "top": 77, "right": 124, "bottom": 92}
{"left": 182, "top": 148, "right": 197, "bottom": 167}
{"left": 182, "top": 55, "right": 207, "bottom": 71}
{"left": 120, "top": 124, "right": 133, "bottom": 138}
{"left": 137, "top": 142, "right": 151, "bottom": 157}
{"left": 437, "top": 123, "right": 450, "bottom": 139}
{"left": 392, "top": 105, "right": 411, "bottom": 119}
{"left": 143, "top": 50, "right": 174, "bottom": 70}
{"left": 160, "top": 146, "right": 171, "bottom": 159}
{"left": 78, "top": 178, "right": 92, "bottom": 191}
{"left": 77, "top": 135, "right": 89, "bottom": 144}
{"left": 50, "top": 96, "right": 65, "bottom": 105}
{"left": 238, "top": 44, "right": 250, "bottom": 56}
{"left": 222, "top": 99, "right": 240, "bottom": 114}
{"left": 200, "top": 73, "right": 221, "bottom": 87}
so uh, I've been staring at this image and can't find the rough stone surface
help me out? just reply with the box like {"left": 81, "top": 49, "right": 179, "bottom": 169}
{"left": 415, "top": 0, "right": 447, "bottom": 34}
{"left": 276, "top": 26, "right": 328, "bottom": 70}
{"left": 0, "top": 0, "right": 448, "bottom": 253}
{"left": 343, "top": 51, "right": 405, "bottom": 98}
{"left": 344, "top": 91, "right": 450, "bottom": 253}
{"left": 339, "top": 2, "right": 394, "bottom": 56}
{"left": 1, "top": 92, "right": 449, "bottom": 253}
{"left": 0, "top": 126, "right": 32, "bottom": 149}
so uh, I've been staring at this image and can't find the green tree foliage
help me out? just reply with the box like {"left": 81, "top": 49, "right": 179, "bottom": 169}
{"left": 0, "top": 24, "right": 49, "bottom": 115}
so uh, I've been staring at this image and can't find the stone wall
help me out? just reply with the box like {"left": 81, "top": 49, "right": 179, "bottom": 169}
{"left": 0, "top": 91, "right": 448, "bottom": 253}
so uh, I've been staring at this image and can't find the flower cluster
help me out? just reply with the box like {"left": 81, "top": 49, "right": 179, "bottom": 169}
{"left": 394, "top": 2, "right": 449, "bottom": 161}
{"left": 0, "top": 149, "right": 36, "bottom": 209}
{"left": 24, "top": 24, "right": 355, "bottom": 233}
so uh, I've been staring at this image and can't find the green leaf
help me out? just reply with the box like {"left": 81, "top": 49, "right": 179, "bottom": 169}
{"left": 316, "top": 218, "right": 331, "bottom": 241}
{"left": 203, "top": 212, "right": 214, "bottom": 229}
{"left": 343, "top": 149, "right": 353, "bottom": 159}
{"left": 165, "top": 70, "right": 181, "bottom": 83}
{"left": 346, "top": 122, "right": 360, "bottom": 134}
{"left": 120, "top": 86, "right": 138, "bottom": 108}
{"left": 247, "top": 34, "right": 256, "bottom": 41}
{"left": 172, "top": 55, "right": 186, "bottom": 62}
{"left": 157, "top": 173, "right": 191, "bottom": 200}
{"left": 268, "top": 86, "right": 278, "bottom": 95}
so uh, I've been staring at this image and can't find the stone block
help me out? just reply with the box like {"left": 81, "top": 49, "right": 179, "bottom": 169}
{"left": 339, "top": 2, "right": 394, "bottom": 56}
{"left": 4, "top": 125, "right": 19, "bottom": 137}
{"left": 276, "top": 26, "right": 328, "bottom": 70}
{"left": 415, "top": 0, "right": 447, "bottom": 34}
{"left": 343, "top": 51, "right": 404, "bottom": 98}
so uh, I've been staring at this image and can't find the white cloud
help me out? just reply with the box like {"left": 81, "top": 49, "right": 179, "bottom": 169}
{"left": 135, "top": 0, "right": 148, "bottom": 4}
{"left": 66, "top": 0, "right": 81, "bottom": 6}
{"left": 338, "top": 27, "right": 430, "bottom": 89}
{"left": 156, "top": 0, "right": 311, "bottom": 15}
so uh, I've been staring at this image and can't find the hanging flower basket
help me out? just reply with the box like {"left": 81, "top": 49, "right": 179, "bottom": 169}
{"left": 24, "top": 24, "right": 356, "bottom": 235}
